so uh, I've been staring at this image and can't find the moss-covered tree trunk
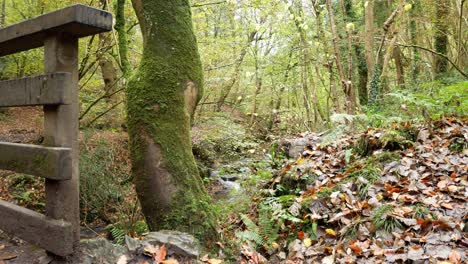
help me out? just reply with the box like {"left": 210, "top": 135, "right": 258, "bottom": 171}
{"left": 128, "top": 0, "right": 217, "bottom": 240}
{"left": 115, "top": 0, "right": 131, "bottom": 78}
{"left": 344, "top": 0, "right": 368, "bottom": 105}
{"left": 434, "top": 0, "right": 450, "bottom": 77}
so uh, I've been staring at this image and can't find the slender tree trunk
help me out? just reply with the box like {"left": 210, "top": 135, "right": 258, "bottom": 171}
{"left": 216, "top": 31, "right": 256, "bottom": 111}
{"left": 344, "top": 0, "right": 368, "bottom": 105}
{"left": 364, "top": 0, "right": 375, "bottom": 82}
{"left": 326, "top": 0, "right": 356, "bottom": 114}
{"left": 434, "top": 0, "right": 450, "bottom": 77}
{"left": 456, "top": 0, "right": 466, "bottom": 68}
{"left": 268, "top": 49, "right": 294, "bottom": 130}
{"left": 99, "top": 0, "right": 119, "bottom": 102}
{"left": 369, "top": 2, "right": 403, "bottom": 106}
{"left": 0, "top": 0, "right": 5, "bottom": 27}
{"left": 393, "top": 45, "right": 405, "bottom": 86}
{"left": 115, "top": 0, "right": 131, "bottom": 78}
{"left": 314, "top": 4, "right": 340, "bottom": 112}
{"left": 287, "top": 1, "right": 314, "bottom": 128}
{"left": 410, "top": 1, "right": 420, "bottom": 82}
{"left": 128, "top": 0, "right": 217, "bottom": 240}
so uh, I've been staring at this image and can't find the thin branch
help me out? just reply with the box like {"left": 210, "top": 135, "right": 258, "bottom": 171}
{"left": 83, "top": 100, "right": 124, "bottom": 128}
{"left": 396, "top": 43, "right": 467, "bottom": 78}
{"left": 79, "top": 83, "right": 125, "bottom": 120}
{"left": 192, "top": 1, "right": 226, "bottom": 8}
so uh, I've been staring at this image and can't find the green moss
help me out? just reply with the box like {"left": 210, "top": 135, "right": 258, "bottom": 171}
{"left": 374, "top": 151, "right": 401, "bottom": 163}
{"left": 114, "top": 0, "right": 131, "bottom": 78}
{"left": 380, "top": 130, "right": 414, "bottom": 151}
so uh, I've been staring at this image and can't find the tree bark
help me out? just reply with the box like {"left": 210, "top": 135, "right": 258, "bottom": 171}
{"left": 268, "top": 49, "right": 294, "bottom": 130}
{"left": 115, "top": 0, "right": 131, "bottom": 78}
{"left": 364, "top": 0, "right": 375, "bottom": 82}
{"left": 344, "top": 0, "right": 368, "bottom": 105}
{"left": 434, "top": 0, "right": 450, "bottom": 77}
{"left": 409, "top": 1, "right": 420, "bottom": 82}
{"left": 99, "top": 0, "right": 119, "bottom": 102}
{"left": 216, "top": 31, "right": 256, "bottom": 111}
{"left": 326, "top": 0, "right": 356, "bottom": 114}
{"left": 0, "top": 0, "right": 5, "bottom": 27}
{"left": 393, "top": 45, "right": 405, "bottom": 86}
{"left": 128, "top": 0, "right": 217, "bottom": 240}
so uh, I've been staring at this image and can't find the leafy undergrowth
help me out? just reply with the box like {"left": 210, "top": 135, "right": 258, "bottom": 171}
{"left": 232, "top": 117, "right": 467, "bottom": 263}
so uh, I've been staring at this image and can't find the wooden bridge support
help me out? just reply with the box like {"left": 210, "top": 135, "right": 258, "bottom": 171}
{"left": 0, "top": 5, "right": 112, "bottom": 256}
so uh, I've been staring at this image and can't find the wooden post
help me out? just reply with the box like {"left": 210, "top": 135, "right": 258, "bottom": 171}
{"left": 43, "top": 35, "right": 80, "bottom": 251}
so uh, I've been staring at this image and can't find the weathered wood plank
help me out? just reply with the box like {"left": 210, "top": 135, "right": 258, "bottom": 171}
{"left": 0, "top": 142, "right": 71, "bottom": 180}
{"left": 0, "top": 73, "right": 71, "bottom": 107}
{"left": 0, "top": 4, "right": 112, "bottom": 56}
{"left": 0, "top": 200, "right": 73, "bottom": 256}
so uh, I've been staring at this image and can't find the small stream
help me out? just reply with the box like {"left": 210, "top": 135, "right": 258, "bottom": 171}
{"left": 210, "top": 158, "right": 255, "bottom": 202}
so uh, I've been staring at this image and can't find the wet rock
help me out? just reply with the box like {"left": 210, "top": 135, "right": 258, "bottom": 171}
{"left": 79, "top": 238, "right": 128, "bottom": 264}
{"left": 126, "top": 230, "right": 201, "bottom": 258}
{"left": 279, "top": 133, "right": 322, "bottom": 158}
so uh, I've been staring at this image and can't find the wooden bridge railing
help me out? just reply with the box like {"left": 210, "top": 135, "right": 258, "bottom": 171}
{"left": 0, "top": 5, "right": 112, "bottom": 256}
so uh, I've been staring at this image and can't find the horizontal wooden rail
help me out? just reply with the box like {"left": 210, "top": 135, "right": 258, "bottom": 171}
{"left": 0, "top": 142, "right": 71, "bottom": 180}
{"left": 0, "top": 4, "right": 112, "bottom": 56}
{"left": 0, "top": 73, "right": 71, "bottom": 107}
{"left": 0, "top": 200, "right": 73, "bottom": 256}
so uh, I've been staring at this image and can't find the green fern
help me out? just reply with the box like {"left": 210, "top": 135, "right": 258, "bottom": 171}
{"left": 236, "top": 207, "right": 280, "bottom": 248}
{"left": 236, "top": 214, "right": 263, "bottom": 246}
{"left": 258, "top": 206, "right": 279, "bottom": 246}
{"left": 107, "top": 225, "right": 126, "bottom": 245}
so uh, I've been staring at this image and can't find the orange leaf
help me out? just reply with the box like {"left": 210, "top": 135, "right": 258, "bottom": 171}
{"left": 349, "top": 244, "right": 362, "bottom": 255}
{"left": 449, "top": 249, "right": 461, "bottom": 264}
{"left": 155, "top": 244, "right": 167, "bottom": 263}
{"left": 297, "top": 231, "right": 305, "bottom": 240}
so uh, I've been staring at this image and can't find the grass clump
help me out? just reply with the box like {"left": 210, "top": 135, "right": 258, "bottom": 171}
{"left": 372, "top": 204, "right": 402, "bottom": 233}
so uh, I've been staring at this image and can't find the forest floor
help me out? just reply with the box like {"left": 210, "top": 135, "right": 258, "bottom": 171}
{"left": 0, "top": 108, "right": 467, "bottom": 263}
{"left": 229, "top": 117, "right": 467, "bottom": 264}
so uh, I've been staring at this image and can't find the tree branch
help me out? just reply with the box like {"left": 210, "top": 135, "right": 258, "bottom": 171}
{"left": 396, "top": 43, "right": 467, "bottom": 78}
{"left": 192, "top": 1, "right": 226, "bottom": 8}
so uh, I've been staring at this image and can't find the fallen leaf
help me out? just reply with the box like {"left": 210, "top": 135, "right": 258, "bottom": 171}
{"left": 303, "top": 238, "right": 312, "bottom": 247}
{"left": 325, "top": 229, "right": 336, "bottom": 236}
{"left": 448, "top": 249, "right": 461, "bottom": 264}
{"left": 407, "top": 245, "right": 427, "bottom": 261}
{"left": 117, "top": 255, "right": 128, "bottom": 264}
{"left": 349, "top": 243, "right": 362, "bottom": 255}
{"left": 447, "top": 185, "right": 458, "bottom": 192}
{"left": 208, "top": 259, "right": 223, "bottom": 264}
{"left": 437, "top": 180, "right": 448, "bottom": 189}
{"left": 162, "top": 259, "right": 179, "bottom": 264}
{"left": 297, "top": 231, "right": 305, "bottom": 239}
{"left": 441, "top": 203, "right": 453, "bottom": 210}
{"left": 200, "top": 255, "right": 210, "bottom": 262}
{"left": 155, "top": 244, "right": 167, "bottom": 263}
{"left": 322, "top": 255, "right": 334, "bottom": 264}
{"left": 0, "top": 254, "right": 17, "bottom": 260}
